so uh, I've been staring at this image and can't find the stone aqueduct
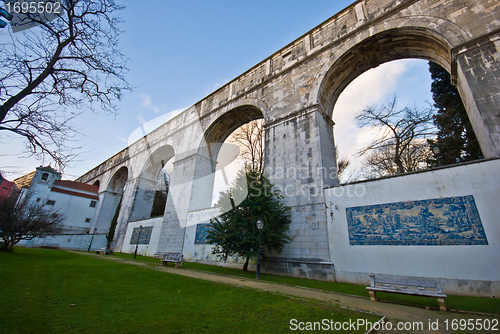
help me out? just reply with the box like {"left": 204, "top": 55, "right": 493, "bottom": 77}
{"left": 77, "top": 0, "right": 500, "bottom": 280}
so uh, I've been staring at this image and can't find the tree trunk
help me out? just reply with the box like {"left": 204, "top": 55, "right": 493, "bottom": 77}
{"left": 394, "top": 140, "right": 405, "bottom": 174}
{"left": 243, "top": 256, "right": 249, "bottom": 271}
{"left": 1, "top": 239, "right": 15, "bottom": 252}
{"left": 395, "top": 156, "right": 405, "bottom": 174}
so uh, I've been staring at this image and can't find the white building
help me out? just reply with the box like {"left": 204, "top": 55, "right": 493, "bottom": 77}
{"left": 15, "top": 166, "right": 100, "bottom": 234}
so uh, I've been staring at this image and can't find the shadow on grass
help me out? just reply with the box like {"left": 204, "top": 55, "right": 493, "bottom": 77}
{"left": 111, "top": 252, "right": 500, "bottom": 316}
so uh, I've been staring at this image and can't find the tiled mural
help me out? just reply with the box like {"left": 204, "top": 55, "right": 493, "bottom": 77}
{"left": 130, "top": 226, "right": 153, "bottom": 245}
{"left": 346, "top": 195, "right": 488, "bottom": 245}
{"left": 195, "top": 223, "right": 211, "bottom": 245}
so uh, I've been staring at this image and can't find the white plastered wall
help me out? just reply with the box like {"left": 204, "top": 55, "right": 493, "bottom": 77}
{"left": 121, "top": 217, "right": 163, "bottom": 257}
{"left": 325, "top": 159, "right": 500, "bottom": 296}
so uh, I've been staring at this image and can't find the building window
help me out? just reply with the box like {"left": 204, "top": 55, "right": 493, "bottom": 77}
{"left": 90, "top": 200, "right": 97, "bottom": 208}
{"left": 41, "top": 173, "right": 49, "bottom": 180}
{"left": 85, "top": 218, "right": 91, "bottom": 223}
{"left": 46, "top": 200, "right": 56, "bottom": 205}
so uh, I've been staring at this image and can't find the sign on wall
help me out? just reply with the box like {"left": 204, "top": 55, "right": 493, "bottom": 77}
{"left": 346, "top": 195, "right": 488, "bottom": 246}
{"left": 130, "top": 226, "right": 153, "bottom": 245}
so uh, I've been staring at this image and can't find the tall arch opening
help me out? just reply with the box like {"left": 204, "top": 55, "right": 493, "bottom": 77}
{"left": 203, "top": 105, "right": 265, "bottom": 206}
{"left": 93, "top": 166, "right": 128, "bottom": 233}
{"left": 129, "top": 145, "right": 175, "bottom": 221}
{"left": 318, "top": 28, "right": 481, "bottom": 181}
{"left": 318, "top": 28, "right": 451, "bottom": 116}
{"left": 333, "top": 59, "right": 435, "bottom": 181}
{"left": 204, "top": 105, "right": 264, "bottom": 159}
{"left": 178, "top": 104, "right": 265, "bottom": 261}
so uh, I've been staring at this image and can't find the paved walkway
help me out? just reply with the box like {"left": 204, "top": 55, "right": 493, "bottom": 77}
{"left": 81, "top": 252, "right": 497, "bottom": 333}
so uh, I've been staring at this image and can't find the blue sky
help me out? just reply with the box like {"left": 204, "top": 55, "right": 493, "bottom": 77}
{"left": 1, "top": 0, "right": 433, "bottom": 181}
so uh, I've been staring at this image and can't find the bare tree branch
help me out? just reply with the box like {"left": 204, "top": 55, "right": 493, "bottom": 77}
{"left": 228, "top": 119, "right": 265, "bottom": 173}
{"left": 0, "top": 190, "right": 64, "bottom": 252}
{"left": 0, "top": 0, "right": 131, "bottom": 169}
{"left": 356, "top": 96, "right": 435, "bottom": 176}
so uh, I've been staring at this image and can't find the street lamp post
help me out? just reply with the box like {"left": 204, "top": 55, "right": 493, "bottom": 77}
{"left": 256, "top": 220, "right": 264, "bottom": 280}
{"left": 134, "top": 225, "right": 143, "bottom": 259}
{"left": 433, "top": 146, "right": 441, "bottom": 167}
{"left": 88, "top": 228, "right": 97, "bottom": 252}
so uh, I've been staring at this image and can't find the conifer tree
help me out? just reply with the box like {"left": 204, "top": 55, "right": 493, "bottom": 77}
{"left": 428, "top": 62, "right": 483, "bottom": 165}
{"left": 207, "top": 169, "right": 291, "bottom": 271}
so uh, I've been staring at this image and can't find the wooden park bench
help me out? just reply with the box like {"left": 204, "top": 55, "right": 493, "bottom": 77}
{"left": 366, "top": 273, "right": 447, "bottom": 311}
{"left": 154, "top": 252, "right": 183, "bottom": 268}
{"left": 40, "top": 245, "right": 59, "bottom": 249}
{"left": 95, "top": 247, "right": 106, "bottom": 255}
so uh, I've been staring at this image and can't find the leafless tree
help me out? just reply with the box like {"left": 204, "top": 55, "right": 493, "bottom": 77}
{"left": 361, "top": 140, "right": 433, "bottom": 178}
{"left": 0, "top": 191, "right": 63, "bottom": 252}
{"left": 356, "top": 97, "right": 435, "bottom": 176}
{"left": 334, "top": 145, "right": 350, "bottom": 179}
{"left": 228, "top": 119, "right": 265, "bottom": 173}
{"left": 337, "top": 158, "right": 350, "bottom": 176}
{"left": 0, "top": 0, "right": 131, "bottom": 168}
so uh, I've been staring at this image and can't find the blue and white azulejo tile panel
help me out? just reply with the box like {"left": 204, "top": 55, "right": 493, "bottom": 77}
{"left": 346, "top": 195, "right": 487, "bottom": 245}
{"left": 195, "top": 223, "right": 211, "bottom": 245}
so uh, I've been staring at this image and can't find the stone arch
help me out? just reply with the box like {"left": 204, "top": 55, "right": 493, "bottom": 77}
{"left": 91, "top": 166, "right": 128, "bottom": 233}
{"left": 203, "top": 104, "right": 265, "bottom": 161}
{"left": 92, "top": 180, "right": 100, "bottom": 189}
{"left": 107, "top": 166, "right": 129, "bottom": 193}
{"left": 129, "top": 145, "right": 175, "bottom": 221}
{"left": 317, "top": 27, "right": 451, "bottom": 117}
{"left": 169, "top": 104, "right": 266, "bottom": 222}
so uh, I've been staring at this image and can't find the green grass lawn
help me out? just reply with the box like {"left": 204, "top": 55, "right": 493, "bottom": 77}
{"left": 0, "top": 248, "right": 380, "bottom": 334}
{"left": 112, "top": 252, "right": 500, "bottom": 315}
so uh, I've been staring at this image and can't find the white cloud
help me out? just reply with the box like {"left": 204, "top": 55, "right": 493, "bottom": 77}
{"left": 333, "top": 59, "right": 426, "bottom": 181}
{"left": 140, "top": 93, "right": 152, "bottom": 108}
{"left": 140, "top": 93, "right": 168, "bottom": 114}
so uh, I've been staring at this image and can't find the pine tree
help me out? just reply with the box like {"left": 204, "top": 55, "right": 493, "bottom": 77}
{"left": 428, "top": 62, "right": 483, "bottom": 165}
{"left": 207, "top": 169, "right": 291, "bottom": 271}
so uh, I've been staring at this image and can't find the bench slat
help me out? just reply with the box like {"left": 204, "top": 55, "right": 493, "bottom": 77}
{"left": 367, "top": 274, "right": 447, "bottom": 311}
{"left": 158, "top": 252, "right": 183, "bottom": 268}
{"left": 372, "top": 275, "right": 438, "bottom": 288}
{"left": 366, "top": 287, "right": 446, "bottom": 298}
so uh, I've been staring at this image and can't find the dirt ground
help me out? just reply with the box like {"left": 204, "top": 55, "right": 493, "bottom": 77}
{"left": 80, "top": 252, "right": 498, "bottom": 333}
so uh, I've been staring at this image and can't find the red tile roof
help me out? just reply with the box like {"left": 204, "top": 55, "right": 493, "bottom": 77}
{"left": 50, "top": 187, "right": 99, "bottom": 200}
{"left": 53, "top": 180, "right": 99, "bottom": 194}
